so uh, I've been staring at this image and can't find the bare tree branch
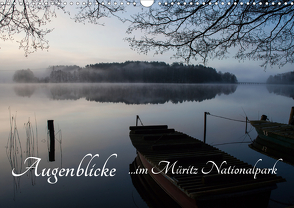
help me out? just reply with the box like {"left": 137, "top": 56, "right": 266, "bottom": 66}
{"left": 0, "top": 0, "right": 64, "bottom": 56}
{"left": 2, "top": 0, "right": 294, "bottom": 69}
{"left": 125, "top": 0, "right": 294, "bottom": 67}
{"left": 73, "top": 0, "right": 126, "bottom": 25}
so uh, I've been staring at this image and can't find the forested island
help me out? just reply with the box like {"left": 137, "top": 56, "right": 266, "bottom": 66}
{"left": 267, "top": 71, "right": 294, "bottom": 84}
{"left": 13, "top": 61, "right": 238, "bottom": 83}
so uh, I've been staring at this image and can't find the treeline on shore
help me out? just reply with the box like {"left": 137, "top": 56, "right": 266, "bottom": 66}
{"left": 13, "top": 61, "right": 238, "bottom": 83}
{"left": 267, "top": 71, "right": 294, "bottom": 84}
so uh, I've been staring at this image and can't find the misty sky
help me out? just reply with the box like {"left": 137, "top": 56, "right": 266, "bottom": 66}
{"left": 0, "top": 2, "right": 292, "bottom": 82}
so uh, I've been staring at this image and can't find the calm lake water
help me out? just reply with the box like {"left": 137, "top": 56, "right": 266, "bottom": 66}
{"left": 1, "top": 83, "right": 294, "bottom": 208}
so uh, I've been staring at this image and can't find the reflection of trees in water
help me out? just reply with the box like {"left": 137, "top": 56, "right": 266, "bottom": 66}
{"left": 47, "top": 84, "right": 237, "bottom": 104}
{"left": 266, "top": 85, "right": 294, "bottom": 100}
{"left": 14, "top": 85, "right": 36, "bottom": 97}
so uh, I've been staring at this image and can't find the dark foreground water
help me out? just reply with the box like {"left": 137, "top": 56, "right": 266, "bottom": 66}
{"left": 1, "top": 83, "right": 293, "bottom": 208}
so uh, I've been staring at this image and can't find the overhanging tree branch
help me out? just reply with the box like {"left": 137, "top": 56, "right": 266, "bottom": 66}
{"left": 0, "top": 0, "right": 64, "bottom": 55}
{"left": 125, "top": 1, "right": 294, "bottom": 67}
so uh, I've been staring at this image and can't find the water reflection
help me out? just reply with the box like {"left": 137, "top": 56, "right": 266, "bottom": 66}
{"left": 24, "top": 118, "right": 38, "bottom": 186}
{"left": 129, "top": 156, "right": 181, "bottom": 208}
{"left": 6, "top": 111, "right": 23, "bottom": 200}
{"left": 266, "top": 84, "right": 294, "bottom": 99}
{"left": 13, "top": 83, "right": 237, "bottom": 104}
{"left": 249, "top": 136, "right": 294, "bottom": 167}
{"left": 2, "top": 84, "right": 293, "bottom": 207}
{"left": 13, "top": 85, "right": 36, "bottom": 97}
{"left": 6, "top": 113, "right": 63, "bottom": 200}
{"left": 6, "top": 113, "right": 39, "bottom": 198}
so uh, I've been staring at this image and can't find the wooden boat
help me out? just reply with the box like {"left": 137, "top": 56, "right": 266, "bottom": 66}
{"left": 250, "top": 120, "right": 294, "bottom": 165}
{"left": 250, "top": 120, "right": 294, "bottom": 147}
{"left": 129, "top": 125, "right": 285, "bottom": 208}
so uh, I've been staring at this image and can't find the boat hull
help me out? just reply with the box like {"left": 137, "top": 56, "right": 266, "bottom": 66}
{"left": 137, "top": 152, "right": 197, "bottom": 208}
{"left": 250, "top": 120, "right": 294, "bottom": 148}
{"left": 129, "top": 155, "right": 181, "bottom": 208}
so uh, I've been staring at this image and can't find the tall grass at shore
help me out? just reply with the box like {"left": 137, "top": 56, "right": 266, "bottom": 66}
{"left": 6, "top": 109, "right": 23, "bottom": 200}
{"left": 24, "top": 116, "right": 39, "bottom": 186}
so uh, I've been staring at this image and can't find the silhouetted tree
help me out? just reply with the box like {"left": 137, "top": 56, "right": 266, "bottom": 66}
{"left": 13, "top": 69, "right": 38, "bottom": 82}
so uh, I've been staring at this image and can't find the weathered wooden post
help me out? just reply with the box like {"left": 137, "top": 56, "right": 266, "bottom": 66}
{"left": 48, "top": 120, "right": 55, "bottom": 162}
{"left": 136, "top": 115, "right": 139, "bottom": 126}
{"left": 245, "top": 116, "right": 248, "bottom": 134}
{"left": 288, "top": 106, "right": 294, "bottom": 125}
{"left": 204, "top": 112, "right": 209, "bottom": 143}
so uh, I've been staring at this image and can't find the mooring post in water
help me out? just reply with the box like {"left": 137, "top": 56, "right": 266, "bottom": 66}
{"left": 204, "top": 112, "right": 209, "bottom": 143}
{"left": 245, "top": 116, "right": 248, "bottom": 134}
{"left": 288, "top": 106, "right": 294, "bottom": 125}
{"left": 136, "top": 115, "right": 139, "bottom": 126}
{"left": 48, "top": 120, "right": 55, "bottom": 162}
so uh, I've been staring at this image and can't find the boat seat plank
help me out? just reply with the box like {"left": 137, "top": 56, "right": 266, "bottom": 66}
{"left": 152, "top": 142, "right": 202, "bottom": 150}
{"left": 144, "top": 133, "right": 188, "bottom": 141}
{"left": 132, "top": 129, "right": 175, "bottom": 135}
{"left": 164, "top": 153, "right": 223, "bottom": 163}
{"left": 129, "top": 125, "right": 168, "bottom": 130}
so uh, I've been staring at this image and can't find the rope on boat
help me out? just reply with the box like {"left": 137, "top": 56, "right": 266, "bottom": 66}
{"left": 208, "top": 113, "right": 247, "bottom": 123}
